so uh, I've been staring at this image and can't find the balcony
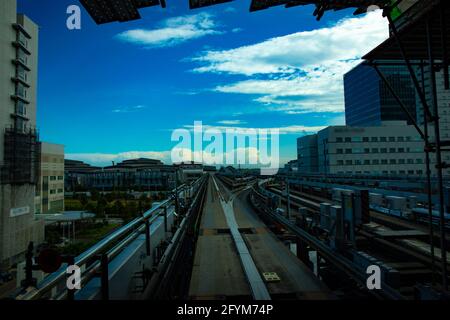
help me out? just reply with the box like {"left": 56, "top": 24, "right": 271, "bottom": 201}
{"left": 12, "top": 58, "right": 31, "bottom": 71}
{"left": 12, "top": 41, "right": 31, "bottom": 55}
{"left": 11, "top": 76, "right": 30, "bottom": 88}
{"left": 11, "top": 93, "right": 30, "bottom": 104}
{"left": 12, "top": 23, "right": 31, "bottom": 39}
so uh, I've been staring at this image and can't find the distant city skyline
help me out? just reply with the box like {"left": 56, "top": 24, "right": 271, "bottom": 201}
{"left": 18, "top": 0, "right": 388, "bottom": 166}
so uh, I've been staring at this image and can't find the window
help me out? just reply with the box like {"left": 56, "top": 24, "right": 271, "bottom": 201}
{"left": 18, "top": 33, "right": 28, "bottom": 48}
{"left": 15, "top": 118, "right": 25, "bottom": 132}
{"left": 416, "top": 170, "right": 423, "bottom": 175}
{"left": 346, "top": 160, "right": 352, "bottom": 165}
{"left": 389, "top": 148, "right": 396, "bottom": 153}
{"left": 399, "top": 159, "right": 405, "bottom": 164}
{"left": 16, "top": 101, "right": 26, "bottom": 116}
{"left": 407, "top": 159, "right": 414, "bottom": 164}
{"left": 364, "top": 160, "right": 370, "bottom": 165}
{"left": 371, "top": 137, "right": 378, "bottom": 142}
{"left": 398, "top": 148, "right": 405, "bottom": 153}
{"left": 389, "top": 137, "right": 395, "bottom": 142}
{"left": 354, "top": 148, "right": 363, "bottom": 154}
{"left": 18, "top": 49, "right": 28, "bottom": 64}
{"left": 398, "top": 137, "right": 404, "bottom": 142}
{"left": 372, "top": 148, "right": 379, "bottom": 153}
{"left": 345, "top": 137, "right": 351, "bottom": 143}
{"left": 381, "top": 148, "right": 387, "bottom": 153}
{"left": 17, "top": 65, "right": 27, "bottom": 81}
{"left": 380, "top": 137, "right": 387, "bottom": 142}
{"left": 355, "top": 160, "right": 362, "bottom": 165}
{"left": 336, "top": 137, "right": 343, "bottom": 143}
{"left": 337, "top": 160, "right": 344, "bottom": 166}
{"left": 336, "top": 148, "right": 343, "bottom": 154}
{"left": 372, "top": 160, "right": 379, "bottom": 165}
{"left": 352, "top": 137, "right": 362, "bottom": 142}
{"left": 408, "top": 170, "right": 414, "bottom": 174}
{"left": 381, "top": 159, "right": 388, "bottom": 164}
{"left": 58, "top": 176, "right": 64, "bottom": 180}
{"left": 363, "top": 137, "right": 369, "bottom": 142}
{"left": 390, "top": 159, "right": 397, "bottom": 164}
{"left": 16, "top": 83, "right": 27, "bottom": 98}
{"left": 345, "top": 149, "right": 352, "bottom": 154}
{"left": 416, "top": 159, "right": 423, "bottom": 164}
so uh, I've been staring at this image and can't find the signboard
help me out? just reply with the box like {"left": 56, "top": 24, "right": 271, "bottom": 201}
{"left": 10, "top": 206, "right": 30, "bottom": 217}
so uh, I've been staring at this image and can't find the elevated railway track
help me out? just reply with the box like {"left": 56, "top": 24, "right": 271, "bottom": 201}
{"left": 262, "top": 183, "right": 450, "bottom": 297}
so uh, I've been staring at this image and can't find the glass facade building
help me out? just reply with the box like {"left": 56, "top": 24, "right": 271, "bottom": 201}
{"left": 344, "top": 63, "right": 417, "bottom": 127}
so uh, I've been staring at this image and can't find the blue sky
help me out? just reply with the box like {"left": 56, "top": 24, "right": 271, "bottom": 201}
{"left": 17, "top": 0, "right": 388, "bottom": 166}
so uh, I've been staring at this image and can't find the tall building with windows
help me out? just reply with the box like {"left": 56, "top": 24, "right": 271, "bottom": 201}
{"left": 35, "top": 143, "right": 65, "bottom": 214}
{"left": 415, "top": 65, "right": 450, "bottom": 140}
{"left": 0, "top": 0, "right": 44, "bottom": 267}
{"left": 297, "top": 134, "right": 318, "bottom": 173}
{"left": 344, "top": 62, "right": 417, "bottom": 127}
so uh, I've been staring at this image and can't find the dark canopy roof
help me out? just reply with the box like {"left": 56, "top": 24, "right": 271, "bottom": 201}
{"left": 363, "top": 0, "right": 450, "bottom": 61}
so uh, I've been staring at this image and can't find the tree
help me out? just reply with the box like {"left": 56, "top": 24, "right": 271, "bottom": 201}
{"left": 79, "top": 194, "right": 89, "bottom": 208}
{"left": 125, "top": 201, "right": 138, "bottom": 220}
{"left": 113, "top": 200, "right": 125, "bottom": 217}
{"left": 90, "top": 189, "right": 99, "bottom": 201}
{"left": 96, "top": 200, "right": 106, "bottom": 218}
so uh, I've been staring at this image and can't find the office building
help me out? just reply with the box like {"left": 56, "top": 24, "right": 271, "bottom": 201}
{"left": 35, "top": 143, "right": 65, "bottom": 214}
{"left": 0, "top": 0, "right": 44, "bottom": 267}
{"left": 65, "top": 159, "right": 101, "bottom": 191}
{"left": 297, "top": 122, "right": 440, "bottom": 177}
{"left": 65, "top": 158, "right": 177, "bottom": 191}
{"left": 416, "top": 65, "right": 450, "bottom": 141}
{"left": 344, "top": 62, "right": 417, "bottom": 127}
{"left": 297, "top": 134, "right": 318, "bottom": 173}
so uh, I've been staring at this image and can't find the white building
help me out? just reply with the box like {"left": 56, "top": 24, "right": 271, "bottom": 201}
{"left": 0, "top": 0, "right": 44, "bottom": 267}
{"left": 298, "top": 121, "right": 446, "bottom": 177}
{"left": 35, "top": 143, "right": 65, "bottom": 214}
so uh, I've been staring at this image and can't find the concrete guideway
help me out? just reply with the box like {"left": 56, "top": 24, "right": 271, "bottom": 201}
{"left": 212, "top": 176, "right": 271, "bottom": 300}
{"left": 189, "top": 177, "right": 251, "bottom": 298}
{"left": 189, "top": 174, "right": 330, "bottom": 300}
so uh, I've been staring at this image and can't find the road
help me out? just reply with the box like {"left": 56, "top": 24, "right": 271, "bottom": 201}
{"left": 188, "top": 175, "right": 331, "bottom": 300}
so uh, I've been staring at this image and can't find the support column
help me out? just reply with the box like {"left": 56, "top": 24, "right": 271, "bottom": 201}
{"left": 427, "top": 17, "right": 448, "bottom": 291}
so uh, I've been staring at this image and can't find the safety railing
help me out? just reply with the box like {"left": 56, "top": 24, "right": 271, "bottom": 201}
{"left": 16, "top": 176, "right": 206, "bottom": 300}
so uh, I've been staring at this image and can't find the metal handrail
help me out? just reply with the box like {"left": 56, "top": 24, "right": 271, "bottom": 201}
{"left": 18, "top": 178, "right": 205, "bottom": 300}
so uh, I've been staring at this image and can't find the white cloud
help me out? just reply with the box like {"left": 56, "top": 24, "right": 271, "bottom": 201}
{"left": 112, "top": 105, "right": 147, "bottom": 113}
{"left": 182, "top": 123, "right": 325, "bottom": 135}
{"left": 191, "top": 11, "right": 389, "bottom": 114}
{"left": 117, "top": 13, "right": 223, "bottom": 48}
{"left": 216, "top": 120, "right": 247, "bottom": 125}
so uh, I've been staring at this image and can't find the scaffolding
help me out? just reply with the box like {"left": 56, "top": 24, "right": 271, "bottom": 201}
{"left": 1, "top": 127, "right": 40, "bottom": 185}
